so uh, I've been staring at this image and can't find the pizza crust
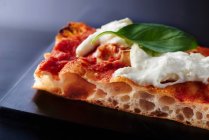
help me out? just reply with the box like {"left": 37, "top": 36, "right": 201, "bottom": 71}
{"left": 34, "top": 58, "right": 209, "bottom": 130}
{"left": 33, "top": 22, "right": 209, "bottom": 130}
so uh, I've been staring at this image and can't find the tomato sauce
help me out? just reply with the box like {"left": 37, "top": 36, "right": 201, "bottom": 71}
{"left": 81, "top": 44, "right": 128, "bottom": 81}
{"left": 38, "top": 23, "right": 95, "bottom": 75}
{"left": 196, "top": 46, "right": 209, "bottom": 56}
{"left": 39, "top": 58, "right": 68, "bottom": 75}
{"left": 188, "top": 46, "right": 209, "bottom": 56}
{"left": 173, "top": 82, "right": 209, "bottom": 103}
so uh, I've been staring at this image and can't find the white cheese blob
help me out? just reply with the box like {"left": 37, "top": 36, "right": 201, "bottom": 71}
{"left": 76, "top": 18, "right": 133, "bottom": 56}
{"left": 76, "top": 18, "right": 209, "bottom": 88}
{"left": 113, "top": 44, "right": 209, "bottom": 88}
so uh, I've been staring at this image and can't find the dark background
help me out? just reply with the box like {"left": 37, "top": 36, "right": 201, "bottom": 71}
{"left": 0, "top": 0, "right": 209, "bottom": 139}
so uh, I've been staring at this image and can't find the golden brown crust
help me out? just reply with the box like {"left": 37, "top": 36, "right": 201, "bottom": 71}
{"left": 56, "top": 22, "right": 96, "bottom": 43}
{"left": 34, "top": 63, "right": 209, "bottom": 130}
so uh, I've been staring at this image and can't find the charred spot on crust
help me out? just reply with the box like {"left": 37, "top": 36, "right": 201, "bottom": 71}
{"left": 59, "top": 22, "right": 96, "bottom": 40}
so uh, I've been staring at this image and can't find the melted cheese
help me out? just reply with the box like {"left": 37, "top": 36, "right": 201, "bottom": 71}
{"left": 113, "top": 44, "right": 209, "bottom": 88}
{"left": 76, "top": 18, "right": 132, "bottom": 56}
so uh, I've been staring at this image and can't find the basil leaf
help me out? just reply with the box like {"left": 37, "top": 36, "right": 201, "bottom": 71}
{"left": 140, "top": 46, "right": 161, "bottom": 56}
{"left": 93, "top": 23, "right": 198, "bottom": 55}
{"left": 117, "top": 23, "right": 198, "bottom": 53}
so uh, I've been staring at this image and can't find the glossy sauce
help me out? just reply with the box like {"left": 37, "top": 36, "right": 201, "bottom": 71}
{"left": 81, "top": 44, "right": 127, "bottom": 81}
{"left": 38, "top": 23, "right": 95, "bottom": 75}
{"left": 173, "top": 82, "right": 209, "bottom": 103}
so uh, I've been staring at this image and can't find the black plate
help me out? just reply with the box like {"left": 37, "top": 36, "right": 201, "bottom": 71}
{"left": 0, "top": 43, "right": 209, "bottom": 138}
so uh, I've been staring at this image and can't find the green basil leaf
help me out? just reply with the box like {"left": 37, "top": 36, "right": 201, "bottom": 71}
{"left": 140, "top": 46, "right": 161, "bottom": 56}
{"left": 93, "top": 23, "right": 198, "bottom": 55}
{"left": 117, "top": 23, "right": 198, "bottom": 53}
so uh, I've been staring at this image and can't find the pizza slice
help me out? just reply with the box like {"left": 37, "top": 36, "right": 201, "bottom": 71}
{"left": 33, "top": 18, "right": 209, "bottom": 130}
